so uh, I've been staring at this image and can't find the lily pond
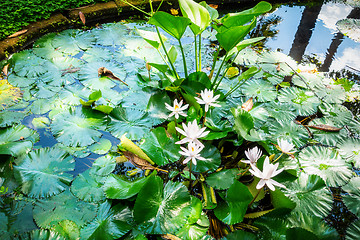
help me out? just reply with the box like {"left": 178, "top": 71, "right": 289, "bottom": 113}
{"left": 1, "top": 0, "right": 360, "bottom": 239}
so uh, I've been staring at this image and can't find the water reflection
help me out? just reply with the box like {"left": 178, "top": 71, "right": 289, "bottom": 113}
{"left": 262, "top": 0, "right": 360, "bottom": 80}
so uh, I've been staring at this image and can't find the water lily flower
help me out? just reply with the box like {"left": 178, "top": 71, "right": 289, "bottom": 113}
{"left": 241, "top": 146, "right": 262, "bottom": 166}
{"left": 195, "top": 89, "right": 221, "bottom": 112}
{"left": 175, "top": 119, "right": 209, "bottom": 147}
{"left": 179, "top": 142, "right": 206, "bottom": 165}
{"left": 165, "top": 99, "right": 189, "bottom": 119}
{"left": 249, "top": 157, "right": 285, "bottom": 191}
{"left": 277, "top": 138, "right": 296, "bottom": 154}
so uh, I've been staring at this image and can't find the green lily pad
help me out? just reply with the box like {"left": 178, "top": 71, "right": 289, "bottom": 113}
{"left": 0, "top": 80, "right": 22, "bottom": 111}
{"left": 7, "top": 73, "right": 37, "bottom": 88}
{"left": 317, "top": 84, "right": 346, "bottom": 104}
{"left": 283, "top": 173, "right": 333, "bottom": 218}
{"left": 263, "top": 101, "right": 297, "bottom": 122}
{"left": 10, "top": 50, "right": 50, "bottom": 77}
{"left": 0, "top": 124, "right": 39, "bottom": 157}
{"left": 319, "top": 103, "right": 353, "bottom": 126}
{"left": 191, "top": 143, "right": 221, "bottom": 173}
{"left": 29, "top": 97, "right": 57, "bottom": 115}
{"left": 140, "top": 127, "right": 181, "bottom": 166}
{"left": 51, "top": 107, "right": 107, "bottom": 147}
{"left": 52, "top": 220, "right": 80, "bottom": 240}
{"left": 176, "top": 222, "right": 209, "bottom": 240}
{"left": 346, "top": 219, "right": 360, "bottom": 240}
{"left": 258, "top": 51, "right": 297, "bottom": 76}
{"left": 309, "top": 117, "right": 348, "bottom": 146}
{"left": 0, "top": 110, "right": 26, "bottom": 127}
{"left": 33, "top": 189, "right": 97, "bottom": 229}
{"left": 206, "top": 169, "right": 239, "bottom": 190}
{"left": 338, "top": 138, "right": 360, "bottom": 168}
{"left": 90, "top": 155, "right": 116, "bottom": 176}
{"left": 51, "top": 29, "right": 95, "bottom": 55}
{"left": 267, "top": 119, "right": 309, "bottom": 147}
{"left": 241, "top": 79, "right": 277, "bottom": 102}
{"left": 278, "top": 87, "right": 320, "bottom": 116}
{"left": 88, "top": 138, "right": 112, "bottom": 155}
{"left": 80, "top": 201, "right": 132, "bottom": 240}
{"left": 107, "top": 107, "right": 153, "bottom": 140}
{"left": 54, "top": 143, "right": 90, "bottom": 159}
{"left": 103, "top": 174, "right": 148, "bottom": 200}
{"left": 336, "top": 18, "right": 360, "bottom": 43}
{"left": 214, "top": 181, "right": 253, "bottom": 225}
{"left": 298, "top": 146, "right": 352, "bottom": 187}
{"left": 93, "top": 22, "right": 129, "bottom": 47}
{"left": 146, "top": 91, "right": 172, "bottom": 125}
{"left": 70, "top": 169, "right": 106, "bottom": 202}
{"left": 32, "top": 117, "right": 50, "bottom": 129}
{"left": 342, "top": 177, "right": 360, "bottom": 216}
{"left": 81, "top": 47, "right": 115, "bottom": 62}
{"left": 14, "top": 147, "right": 75, "bottom": 198}
{"left": 29, "top": 229, "right": 65, "bottom": 240}
{"left": 134, "top": 175, "right": 192, "bottom": 234}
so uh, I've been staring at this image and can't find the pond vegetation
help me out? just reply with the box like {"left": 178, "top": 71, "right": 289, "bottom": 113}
{"left": 1, "top": 0, "right": 360, "bottom": 239}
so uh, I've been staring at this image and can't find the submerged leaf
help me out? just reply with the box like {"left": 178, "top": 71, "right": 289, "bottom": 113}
{"left": 14, "top": 147, "right": 75, "bottom": 198}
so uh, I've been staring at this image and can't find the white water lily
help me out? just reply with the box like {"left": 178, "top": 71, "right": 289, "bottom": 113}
{"left": 179, "top": 142, "right": 206, "bottom": 165}
{"left": 242, "top": 146, "right": 262, "bottom": 166}
{"left": 175, "top": 119, "right": 209, "bottom": 147}
{"left": 165, "top": 99, "right": 189, "bottom": 119}
{"left": 277, "top": 138, "right": 296, "bottom": 154}
{"left": 249, "top": 157, "right": 285, "bottom": 191}
{"left": 195, "top": 88, "right": 221, "bottom": 112}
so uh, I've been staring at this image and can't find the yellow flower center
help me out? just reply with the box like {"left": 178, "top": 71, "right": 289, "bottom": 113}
{"left": 175, "top": 105, "right": 179, "bottom": 110}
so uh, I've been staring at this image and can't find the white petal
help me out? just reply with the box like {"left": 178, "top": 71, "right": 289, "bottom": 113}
{"left": 266, "top": 181, "right": 275, "bottom": 191}
{"left": 269, "top": 179, "right": 286, "bottom": 189}
{"left": 183, "top": 157, "right": 191, "bottom": 164}
{"left": 256, "top": 179, "right": 266, "bottom": 189}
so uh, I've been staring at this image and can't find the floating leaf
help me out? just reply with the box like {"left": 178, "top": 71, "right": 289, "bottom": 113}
{"left": 80, "top": 201, "right": 132, "bottom": 240}
{"left": 206, "top": 169, "right": 238, "bottom": 190}
{"left": 0, "top": 110, "right": 25, "bottom": 127}
{"left": 134, "top": 175, "right": 192, "bottom": 234}
{"left": 241, "top": 79, "right": 277, "bottom": 102}
{"left": 298, "top": 146, "right": 352, "bottom": 187}
{"left": 71, "top": 169, "right": 106, "bottom": 202}
{"left": 51, "top": 107, "right": 106, "bottom": 147}
{"left": 191, "top": 143, "right": 221, "bottom": 173}
{"left": 263, "top": 101, "right": 297, "bottom": 122}
{"left": 0, "top": 124, "right": 39, "bottom": 157}
{"left": 103, "top": 174, "right": 148, "bottom": 199}
{"left": 338, "top": 138, "right": 360, "bottom": 168}
{"left": 52, "top": 220, "right": 80, "bottom": 240}
{"left": 309, "top": 117, "right": 348, "bottom": 146}
{"left": 93, "top": 22, "right": 129, "bottom": 47}
{"left": 7, "top": 73, "right": 37, "bottom": 88}
{"left": 14, "top": 147, "right": 75, "bottom": 198}
{"left": 267, "top": 119, "right": 309, "bottom": 147}
{"left": 32, "top": 117, "right": 50, "bottom": 129}
{"left": 336, "top": 18, "right": 360, "bottom": 43}
{"left": 90, "top": 155, "right": 116, "bottom": 176}
{"left": 98, "top": 67, "right": 128, "bottom": 86}
{"left": 214, "top": 181, "right": 253, "bottom": 224}
{"left": 0, "top": 80, "right": 22, "bottom": 110}
{"left": 29, "top": 229, "right": 65, "bottom": 240}
{"left": 107, "top": 107, "right": 153, "bottom": 140}
{"left": 51, "top": 29, "right": 95, "bottom": 55}
{"left": 10, "top": 50, "right": 50, "bottom": 77}
{"left": 319, "top": 103, "right": 353, "bottom": 126}
{"left": 342, "top": 177, "right": 360, "bottom": 216}
{"left": 33, "top": 189, "right": 97, "bottom": 229}
{"left": 140, "top": 127, "right": 181, "bottom": 166}
{"left": 258, "top": 51, "right": 297, "bottom": 76}
{"left": 88, "top": 138, "right": 112, "bottom": 155}
{"left": 346, "top": 219, "right": 360, "bottom": 240}
{"left": 282, "top": 173, "right": 332, "bottom": 218}
{"left": 278, "top": 87, "right": 320, "bottom": 116}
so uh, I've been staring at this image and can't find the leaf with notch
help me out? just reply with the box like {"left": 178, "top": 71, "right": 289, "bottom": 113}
{"left": 149, "top": 12, "right": 190, "bottom": 40}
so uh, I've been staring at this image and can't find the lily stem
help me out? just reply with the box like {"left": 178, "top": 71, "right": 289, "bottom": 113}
{"left": 248, "top": 188, "right": 262, "bottom": 208}
{"left": 189, "top": 161, "right": 193, "bottom": 192}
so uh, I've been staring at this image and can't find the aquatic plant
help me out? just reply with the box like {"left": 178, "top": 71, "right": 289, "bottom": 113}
{"left": 1, "top": 0, "right": 360, "bottom": 239}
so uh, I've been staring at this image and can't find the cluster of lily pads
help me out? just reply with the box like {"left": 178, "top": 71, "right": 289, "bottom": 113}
{"left": 1, "top": 0, "right": 360, "bottom": 239}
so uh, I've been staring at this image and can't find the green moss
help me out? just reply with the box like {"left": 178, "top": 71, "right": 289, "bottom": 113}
{"left": 0, "top": 0, "right": 109, "bottom": 40}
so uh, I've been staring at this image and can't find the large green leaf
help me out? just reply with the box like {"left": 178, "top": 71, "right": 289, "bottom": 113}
{"left": 148, "top": 12, "right": 190, "bottom": 40}
{"left": 14, "top": 147, "right": 74, "bottom": 198}
{"left": 298, "top": 146, "right": 352, "bottom": 187}
{"left": 346, "top": 219, "right": 360, "bottom": 240}
{"left": 179, "top": 0, "right": 210, "bottom": 35}
{"left": 319, "top": 103, "right": 353, "bottom": 126}
{"left": 263, "top": 101, "right": 296, "bottom": 122}
{"left": 10, "top": 50, "right": 50, "bottom": 77}
{"left": 206, "top": 169, "right": 238, "bottom": 190}
{"left": 107, "top": 107, "right": 153, "bottom": 140}
{"left": 282, "top": 173, "right": 332, "bottom": 218}
{"left": 140, "top": 127, "right": 181, "bottom": 166}
{"left": 309, "top": 117, "right": 348, "bottom": 146}
{"left": 50, "top": 107, "right": 106, "bottom": 147}
{"left": 103, "top": 174, "right": 148, "bottom": 200}
{"left": 52, "top": 220, "right": 80, "bottom": 240}
{"left": 278, "top": 87, "right": 320, "bottom": 116}
{"left": 7, "top": 73, "right": 37, "bottom": 88}
{"left": 216, "top": 19, "right": 256, "bottom": 52}
{"left": 191, "top": 142, "right": 221, "bottom": 173}
{"left": 241, "top": 78, "right": 277, "bottom": 102}
{"left": 342, "top": 177, "right": 360, "bottom": 216}
{"left": 214, "top": 181, "right": 253, "bottom": 224}
{"left": 0, "top": 124, "right": 39, "bottom": 157}
{"left": 134, "top": 175, "right": 192, "bottom": 234}
{"left": 70, "top": 169, "right": 106, "bottom": 202}
{"left": 51, "top": 29, "right": 95, "bottom": 55}
{"left": 338, "top": 138, "right": 360, "bottom": 168}
{"left": 146, "top": 91, "right": 172, "bottom": 125}
{"left": 88, "top": 138, "right": 112, "bottom": 155}
{"left": 29, "top": 229, "right": 65, "bottom": 240}
{"left": 93, "top": 22, "right": 129, "bottom": 47}
{"left": 33, "top": 189, "right": 97, "bottom": 229}
{"left": 0, "top": 80, "right": 22, "bottom": 110}
{"left": 231, "top": 107, "right": 254, "bottom": 139}
{"left": 80, "top": 201, "right": 132, "bottom": 240}
{"left": 267, "top": 119, "right": 309, "bottom": 147}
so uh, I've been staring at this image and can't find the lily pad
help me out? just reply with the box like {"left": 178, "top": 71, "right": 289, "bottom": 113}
{"left": 52, "top": 220, "right": 80, "bottom": 240}
{"left": 346, "top": 219, "right": 360, "bottom": 240}
{"left": 282, "top": 173, "right": 333, "bottom": 218}
{"left": 33, "top": 189, "right": 97, "bottom": 229}
{"left": 103, "top": 174, "right": 148, "bottom": 200}
{"left": 80, "top": 201, "right": 132, "bottom": 240}
{"left": 14, "top": 147, "right": 75, "bottom": 198}
{"left": 319, "top": 103, "right": 353, "bottom": 126}
{"left": 0, "top": 124, "right": 39, "bottom": 157}
{"left": 88, "top": 138, "right": 112, "bottom": 155}
{"left": 309, "top": 117, "right": 348, "bottom": 146}
{"left": 50, "top": 107, "right": 107, "bottom": 147}
{"left": 342, "top": 177, "right": 360, "bottom": 216}
{"left": 140, "top": 127, "right": 181, "bottom": 166}
{"left": 258, "top": 51, "right": 297, "bottom": 76}
{"left": 191, "top": 143, "right": 221, "bottom": 173}
{"left": 134, "top": 175, "right": 192, "bottom": 234}
{"left": 51, "top": 29, "right": 95, "bottom": 55}
{"left": 0, "top": 110, "right": 26, "bottom": 127}
{"left": 338, "top": 138, "right": 360, "bottom": 168}
{"left": 298, "top": 146, "right": 352, "bottom": 187}
{"left": 278, "top": 87, "right": 320, "bottom": 116}
{"left": 241, "top": 79, "right": 277, "bottom": 102}
{"left": 267, "top": 119, "right": 309, "bottom": 147}
{"left": 0, "top": 80, "right": 22, "bottom": 110}
{"left": 93, "top": 22, "right": 129, "bottom": 47}
{"left": 206, "top": 169, "right": 239, "bottom": 190}
{"left": 7, "top": 73, "right": 37, "bottom": 88}
{"left": 107, "top": 107, "right": 153, "bottom": 140}
{"left": 70, "top": 169, "right": 106, "bottom": 202}
{"left": 90, "top": 155, "right": 116, "bottom": 176}
{"left": 10, "top": 50, "right": 50, "bottom": 77}
{"left": 263, "top": 101, "right": 297, "bottom": 122}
